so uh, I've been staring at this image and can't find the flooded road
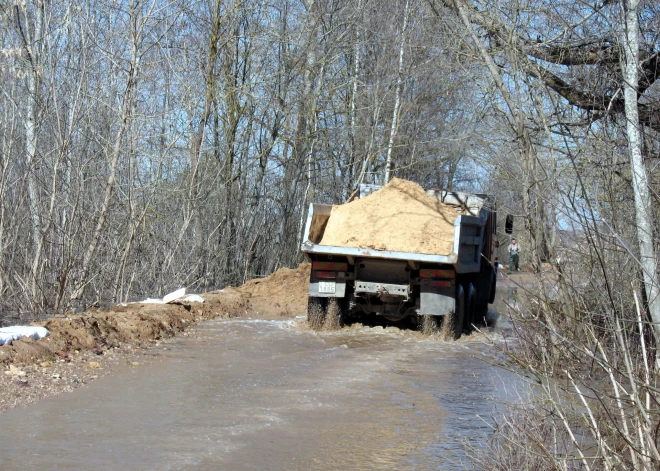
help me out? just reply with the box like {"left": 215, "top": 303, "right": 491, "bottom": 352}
{"left": 0, "top": 291, "right": 518, "bottom": 470}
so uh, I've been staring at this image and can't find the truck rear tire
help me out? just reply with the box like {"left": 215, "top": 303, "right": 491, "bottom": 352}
{"left": 487, "top": 267, "right": 497, "bottom": 304}
{"left": 474, "top": 267, "right": 495, "bottom": 325}
{"left": 307, "top": 297, "right": 327, "bottom": 331}
{"left": 465, "top": 284, "right": 476, "bottom": 333}
{"left": 451, "top": 285, "right": 465, "bottom": 340}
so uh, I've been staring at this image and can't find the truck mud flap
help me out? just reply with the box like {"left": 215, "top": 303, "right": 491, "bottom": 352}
{"left": 420, "top": 285, "right": 455, "bottom": 316}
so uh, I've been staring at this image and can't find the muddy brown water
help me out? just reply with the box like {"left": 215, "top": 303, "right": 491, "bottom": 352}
{"left": 0, "top": 288, "right": 519, "bottom": 470}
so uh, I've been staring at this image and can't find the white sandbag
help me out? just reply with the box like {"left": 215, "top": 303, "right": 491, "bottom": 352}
{"left": 130, "top": 289, "right": 198, "bottom": 305}
{"left": 0, "top": 332, "right": 15, "bottom": 346}
{"left": 163, "top": 288, "right": 186, "bottom": 303}
{"left": 136, "top": 298, "right": 166, "bottom": 304}
{"left": 181, "top": 294, "right": 204, "bottom": 303}
{"left": 0, "top": 326, "right": 49, "bottom": 346}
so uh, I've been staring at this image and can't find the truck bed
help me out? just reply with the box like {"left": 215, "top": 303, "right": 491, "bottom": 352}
{"left": 301, "top": 185, "right": 491, "bottom": 274}
{"left": 301, "top": 202, "right": 460, "bottom": 264}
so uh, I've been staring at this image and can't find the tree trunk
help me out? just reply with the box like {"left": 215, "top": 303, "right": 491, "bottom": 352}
{"left": 349, "top": 0, "right": 363, "bottom": 182}
{"left": 452, "top": 0, "right": 550, "bottom": 266}
{"left": 622, "top": 0, "right": 660, "bottom": 353}
{"left": 16, "top": 1, "right": 46, "bottom": 305}
{"left": 71, "top": 0, "right": 148, "bottom": 300}
{"left": 181, "top": 0, "right": 223, "bottom": 286}
{"left": 267, "top": 0, "right": 318, "bottom": 274}
{"left": 385, "top": 0, "right": 410, "bottom": 183}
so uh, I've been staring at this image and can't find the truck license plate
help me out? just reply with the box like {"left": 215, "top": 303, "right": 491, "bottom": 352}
{"left": 319, "top": 281, "right": 336, "bottom": 294}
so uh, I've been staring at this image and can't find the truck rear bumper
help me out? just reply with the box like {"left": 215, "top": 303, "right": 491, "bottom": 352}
{"left": 355, "top": 281, "right": 409, "bottom": 301}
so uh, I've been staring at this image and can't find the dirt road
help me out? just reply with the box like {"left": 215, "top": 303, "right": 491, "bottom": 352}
{"left": 0, "top": 289, "right": 517, "bottom": 470}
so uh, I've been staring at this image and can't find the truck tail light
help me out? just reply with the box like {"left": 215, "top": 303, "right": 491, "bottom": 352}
{"left": 312, "top": 261, "right": 348, "bottom": 272}
{"left": 420, "top": 268, "right": 455, "bottom": 279}
{"left": 315, "top": 271, "right": 336, "bottom": 279}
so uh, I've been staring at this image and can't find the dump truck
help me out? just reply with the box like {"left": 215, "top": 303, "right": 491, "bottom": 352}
{"left": 300, "top": 182, "right": 498, "bottom": 339}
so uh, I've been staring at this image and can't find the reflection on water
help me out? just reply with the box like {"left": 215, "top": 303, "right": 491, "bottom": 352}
{"left": 0, "top": 292, "right": 517, "bottom": 471}
{"left": 508, "top": 287, "right": 519, "bottom": 304}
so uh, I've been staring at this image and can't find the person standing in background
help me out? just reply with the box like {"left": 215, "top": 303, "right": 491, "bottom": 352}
{"left": 507, "top": 238, "right": 521, "bottom": 274}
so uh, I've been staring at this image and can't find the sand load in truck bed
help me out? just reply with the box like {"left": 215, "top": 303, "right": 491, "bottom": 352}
{"left": 319, "top": 178, "right": 462, "bottom": 255}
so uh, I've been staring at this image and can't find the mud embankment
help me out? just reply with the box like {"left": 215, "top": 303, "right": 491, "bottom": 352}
{"left": 1, "top": 264, "right": 310, "bottom": 368}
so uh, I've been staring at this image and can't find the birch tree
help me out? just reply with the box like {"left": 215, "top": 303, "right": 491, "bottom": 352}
{"left": 11, "top": 1, "right": 46, "bottom": 305}
{"left": 384, "top": 0, "right": 411, "bottom": 183}
{"left": 621, "top": 0, "right": 660, "bottom": 355}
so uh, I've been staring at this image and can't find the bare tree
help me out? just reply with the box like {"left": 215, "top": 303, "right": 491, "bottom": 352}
{"left": 384, "top": 0, "right": 411, "bottom": 183}
{"left": 622, "top": 0, "right": 660, "bottom": 354}
{"left": 11, "top": 1, "right": 46, "bottom": 306}
{"left": 0, "top": 0, "right": 483, "bottom": 313}
{"left": 71, "top": 0, "right": 154, "bottom": 300}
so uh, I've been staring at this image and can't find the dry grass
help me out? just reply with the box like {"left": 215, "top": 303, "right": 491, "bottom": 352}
{"left": 471, "top": 271, "right": 660, "bottom": 471}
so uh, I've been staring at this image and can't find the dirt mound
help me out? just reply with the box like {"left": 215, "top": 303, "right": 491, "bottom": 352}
{"left": 319, "top": 177, "right": 460, "bottom": 255}
{"left": 0, "top": 264, "right": 311, "bottom": 368}
{"left": 238, "top": 263, "right": 310, "bottom": 318}
{"left": 2, "top": 300, "right": 243, "bottom": 367}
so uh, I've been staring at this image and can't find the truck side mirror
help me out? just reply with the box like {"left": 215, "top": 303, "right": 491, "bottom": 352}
{"left": 505, "top": 215, "right": 514, "bottom": 234}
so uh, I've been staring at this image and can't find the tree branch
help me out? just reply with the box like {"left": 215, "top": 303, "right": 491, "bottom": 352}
{"left": 428, "top": 0, "right": 660, "bottom": 132}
